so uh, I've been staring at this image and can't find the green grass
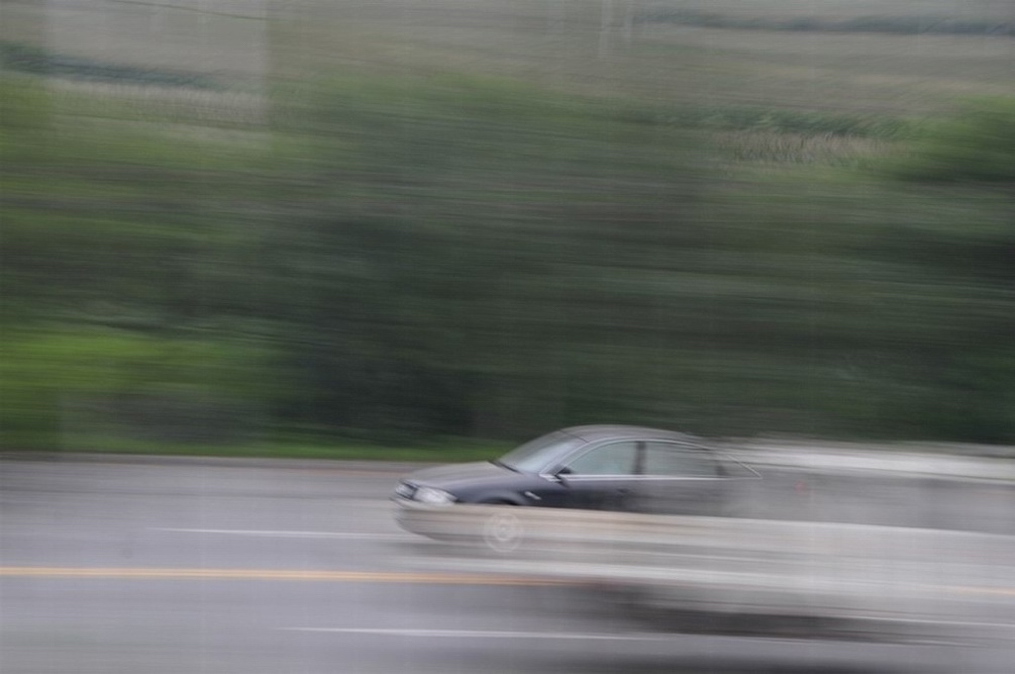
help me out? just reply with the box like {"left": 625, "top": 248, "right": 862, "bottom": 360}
{"left": 3, "top": 435, "right": 510, "bottom": 463}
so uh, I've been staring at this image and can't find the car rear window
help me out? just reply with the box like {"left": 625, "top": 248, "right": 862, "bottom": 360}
{"left": 643, "top": 441, "right": 720, "bottom": 477}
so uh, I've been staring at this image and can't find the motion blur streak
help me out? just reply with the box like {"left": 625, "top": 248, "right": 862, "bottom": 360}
{"left": 0, "top": 567, "right": 570, "bottom": 585}
{"left": 4, "top": 459, "right": 1015, "bottom": 673}
{"left": 3, "top": 0, "right": 1015, "bottom": 453}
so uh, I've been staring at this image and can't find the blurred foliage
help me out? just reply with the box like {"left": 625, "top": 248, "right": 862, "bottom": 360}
{"left": 890, "top": 98, "right": 1015, "bottom": 184}
{"left": 0, "top": 331, "right": 273, "bottom": 446}
{"left": 1, "top": 41, "right": 222, "bottom": 89}
{"left": 1, "top": 64, "right": 1014, "bottom": 449}
{"left": 640, "top": 10, "right": 1015, "bottom": 36}
{"left": 263, "top": 81, "right": 1015, "bottom": 443}
{"left": 619, "top": 105, "right": 915, "bottom": 139}
{"left": 263, "top": 75, "right": 708, "bottom": 439}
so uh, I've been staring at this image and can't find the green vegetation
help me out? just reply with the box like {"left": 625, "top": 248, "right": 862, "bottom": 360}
{"left": 617, "top": 105, "right": 915, "bottom": 138}
{"left": 0, "top": 42, "right": 222, "bottom": 89}
{"left": 33, "top": 435, "right": 508, "bottom": 462}
{"left": 641, "top": 10, "right": 1015, "bottom": 36}
{"left": 890, "top": 97, "right": 1015, "bottom": 183}
{"left": 1, "top": 0, "right": 1014, "bottom": 458}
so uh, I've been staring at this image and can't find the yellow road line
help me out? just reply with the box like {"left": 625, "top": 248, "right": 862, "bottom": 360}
{"left": 0, "top": 567, "right": 571, "bottom": 585}
{"left": 2, "top": 567, "right": 1013, "bottom": 597}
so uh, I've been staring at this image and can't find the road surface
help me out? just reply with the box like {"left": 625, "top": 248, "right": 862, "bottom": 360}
{"left": 2, "top": 455, "right": 1013, "bottom": 673}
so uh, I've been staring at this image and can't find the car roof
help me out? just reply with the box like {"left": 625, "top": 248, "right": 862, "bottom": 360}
{"left": 559, "top": 424, "right": 706, "bottom": 446}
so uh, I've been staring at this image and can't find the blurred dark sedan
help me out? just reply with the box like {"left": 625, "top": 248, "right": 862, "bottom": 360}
{"left": 392, "top": 425, "right": 758, "bottom": 521}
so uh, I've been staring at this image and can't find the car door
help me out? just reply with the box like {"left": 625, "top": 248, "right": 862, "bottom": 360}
{"left": 633, "top": 441, "right": 729, "bottom": 515}
{"left": 556, "top": 441, "right": 641, "bottom": 511}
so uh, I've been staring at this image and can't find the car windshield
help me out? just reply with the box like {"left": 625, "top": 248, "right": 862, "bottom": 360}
{"left": 496, "top": 431, "right": 584, "bottom": 474}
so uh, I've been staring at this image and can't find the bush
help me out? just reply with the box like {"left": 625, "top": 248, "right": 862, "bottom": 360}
{"left": 0, "top": 331, "right": 273, "bottom": 449}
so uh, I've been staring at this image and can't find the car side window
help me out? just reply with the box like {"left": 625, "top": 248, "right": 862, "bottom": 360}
{"left": 565, "top": 442, "right": 638, "bottom": 476}
{"left": 644, "top": 442, "right": 719, "bottom": 477}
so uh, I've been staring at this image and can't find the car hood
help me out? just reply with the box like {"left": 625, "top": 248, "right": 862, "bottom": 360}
{"left": 404, "top": 461, "right": 517, "bottom": 490}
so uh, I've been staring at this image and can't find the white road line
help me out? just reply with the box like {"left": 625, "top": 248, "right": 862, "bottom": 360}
{"left": 283, "top": 628, "right": 670, "bottom": 640}
{"left": 150, "top": 528, "right": 410, "bottom": 540}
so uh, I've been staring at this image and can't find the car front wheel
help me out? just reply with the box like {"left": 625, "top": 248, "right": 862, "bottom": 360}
{"left": 481, "top": 507, "right": 524, "bottom": 553}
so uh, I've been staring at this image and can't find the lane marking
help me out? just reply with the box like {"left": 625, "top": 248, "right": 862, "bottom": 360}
{"left": 3, "top": 565, "right": 1013, "bottom": 597}
{"left": 151, "top": 528, "right": 410, "bottom": 540}
{"left": 0, "top": 567, "right": 571, "bottom": 585}
{"left": 285, "top": 622, "right": 1015, "bottom": 639}
{"left": 284, "top": 628, "right": 669, "bottom": 640}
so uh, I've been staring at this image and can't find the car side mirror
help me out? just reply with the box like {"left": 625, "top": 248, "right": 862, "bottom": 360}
{"left": 553, "top": 466, "right": 573, "bottom": 480}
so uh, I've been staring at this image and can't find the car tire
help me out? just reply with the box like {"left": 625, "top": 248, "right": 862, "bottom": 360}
{"left": 481, "top": 507, "right": 524, "bottom": 553}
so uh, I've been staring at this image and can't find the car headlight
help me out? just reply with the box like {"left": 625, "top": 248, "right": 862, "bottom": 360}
{"left": 414, "top": 486, "right": 457, "bottom": 506}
